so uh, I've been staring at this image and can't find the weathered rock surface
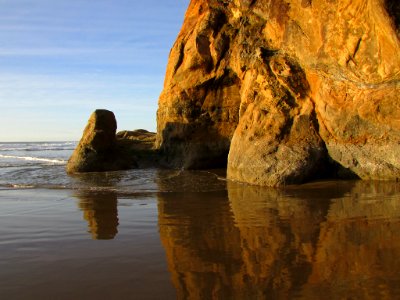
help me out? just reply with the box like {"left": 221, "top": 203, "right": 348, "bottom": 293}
{"left": 116, "top": 129, "right": 159, "bottom": 168}
{"left": 67, "top": 110, "right": 139, "bottom": 173}
{"left": 157, "top": 0, "right": 400, "bottom": 185}
{"left": 67, "top": 109, "right": 159, "bottom": 173}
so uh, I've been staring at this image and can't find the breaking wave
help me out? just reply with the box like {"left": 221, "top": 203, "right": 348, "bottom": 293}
{"left": 0, "top": 142, "right": 76, "bottom": 152}
{"left": 0, "top": 154, "right": 67, "bottom": 165}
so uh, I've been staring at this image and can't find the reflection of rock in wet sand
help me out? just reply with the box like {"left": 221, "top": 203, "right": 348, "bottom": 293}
{"left": 158, "top": 189, "right": 243, "bottom": 299}
{"left": 158, "top": 180, "right": 400, "bottom": 298}
{"left": 75, "top": 191, "right": 119, "bottom": 240}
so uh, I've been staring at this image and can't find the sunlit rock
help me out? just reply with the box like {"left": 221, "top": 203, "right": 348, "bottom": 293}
{"left": 157, "top": 0, "right": 400, "bottom": 185}
{"left": 67, "top": 109, "right": 135, "bottom": 173}
{"left": 67, "top": 110, "right": 160, "bottom": 173}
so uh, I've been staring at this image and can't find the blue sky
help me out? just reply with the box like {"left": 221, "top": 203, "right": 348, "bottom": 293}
{"left": 0, "top": 0, "right": 189, "bottom": 141}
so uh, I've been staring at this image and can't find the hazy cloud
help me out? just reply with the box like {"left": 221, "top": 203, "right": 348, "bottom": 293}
{"left": 0, "top": 0, "right": 189, "bottom": 141}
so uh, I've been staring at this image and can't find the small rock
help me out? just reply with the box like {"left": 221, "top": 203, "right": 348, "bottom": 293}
{"left": 66, "top": 109, "right": 136, "bottom": 173}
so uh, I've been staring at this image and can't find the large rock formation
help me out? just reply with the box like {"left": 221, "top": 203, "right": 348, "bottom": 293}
{"left": 67, "top": 110, "right": 137, "bottom": 173}
{"left": 157, "top": 0, "right": 400, "bottom": 185}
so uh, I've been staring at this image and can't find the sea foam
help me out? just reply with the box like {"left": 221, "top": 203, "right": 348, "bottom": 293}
{"left": 0, "top": 154, "right": 67, "bottom": 164}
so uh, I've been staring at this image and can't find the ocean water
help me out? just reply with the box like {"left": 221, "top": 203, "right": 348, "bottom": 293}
{"left": 0, "top": 141, "right": 170, "bottom": 193}
{"left": 1, "top": 142, "right": 400, "bottom": 299}
{"left": 0, "top": 142, "right": 75, "bottom": 189}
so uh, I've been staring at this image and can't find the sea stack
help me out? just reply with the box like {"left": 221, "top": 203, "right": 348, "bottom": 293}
{"left": 156, "top": 0, "right": 400, "bottom": 186}
{"left": 67, "top": 109, "right": 135, "bottom": 173}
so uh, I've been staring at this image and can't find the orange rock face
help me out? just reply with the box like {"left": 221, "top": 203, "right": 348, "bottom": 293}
{"left": 157, "top": 0, "right": 400, "bottom": 185}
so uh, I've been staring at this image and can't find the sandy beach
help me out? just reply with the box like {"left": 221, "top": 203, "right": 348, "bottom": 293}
{"left": 1, "top": 178, "right": 400, "bottom": 299}
{"left": 0, "top": 188, "right": 175, "bottom": 300}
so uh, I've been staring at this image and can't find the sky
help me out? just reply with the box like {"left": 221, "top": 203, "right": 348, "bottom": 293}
{"left": 0, "top": 0, "right": 190, "bottom": 141}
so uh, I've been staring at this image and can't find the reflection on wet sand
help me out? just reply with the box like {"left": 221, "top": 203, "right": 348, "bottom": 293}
{"left": 75, "top": 191, "right": 119, "bottom": 240}
{"left": 158, "top": 179, "right": 400, "bottom": 299}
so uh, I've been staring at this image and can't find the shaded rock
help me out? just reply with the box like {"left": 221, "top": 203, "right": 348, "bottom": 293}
{"left": 116, "top": 129, "right": 159, "bottom": 168}
{"left": 116, "top": 129, "right": 156, "bottom": 151}
{"left": 157, "top": 0, "right": 400, "bottom": 186}
{"left": 66, "top": 109, "right": 136, "bottom": 173}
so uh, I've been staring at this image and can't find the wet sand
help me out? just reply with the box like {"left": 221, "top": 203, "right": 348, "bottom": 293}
{"left": 0, "top": 189, "right": 175, "bottom": 300}
{"left": 1, "top": 175, "right": 400, "bottom": 299}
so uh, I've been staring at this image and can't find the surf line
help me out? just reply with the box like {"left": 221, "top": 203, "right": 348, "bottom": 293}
{"left": 0, "top": 154, "right": 66, "bottom": 164}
